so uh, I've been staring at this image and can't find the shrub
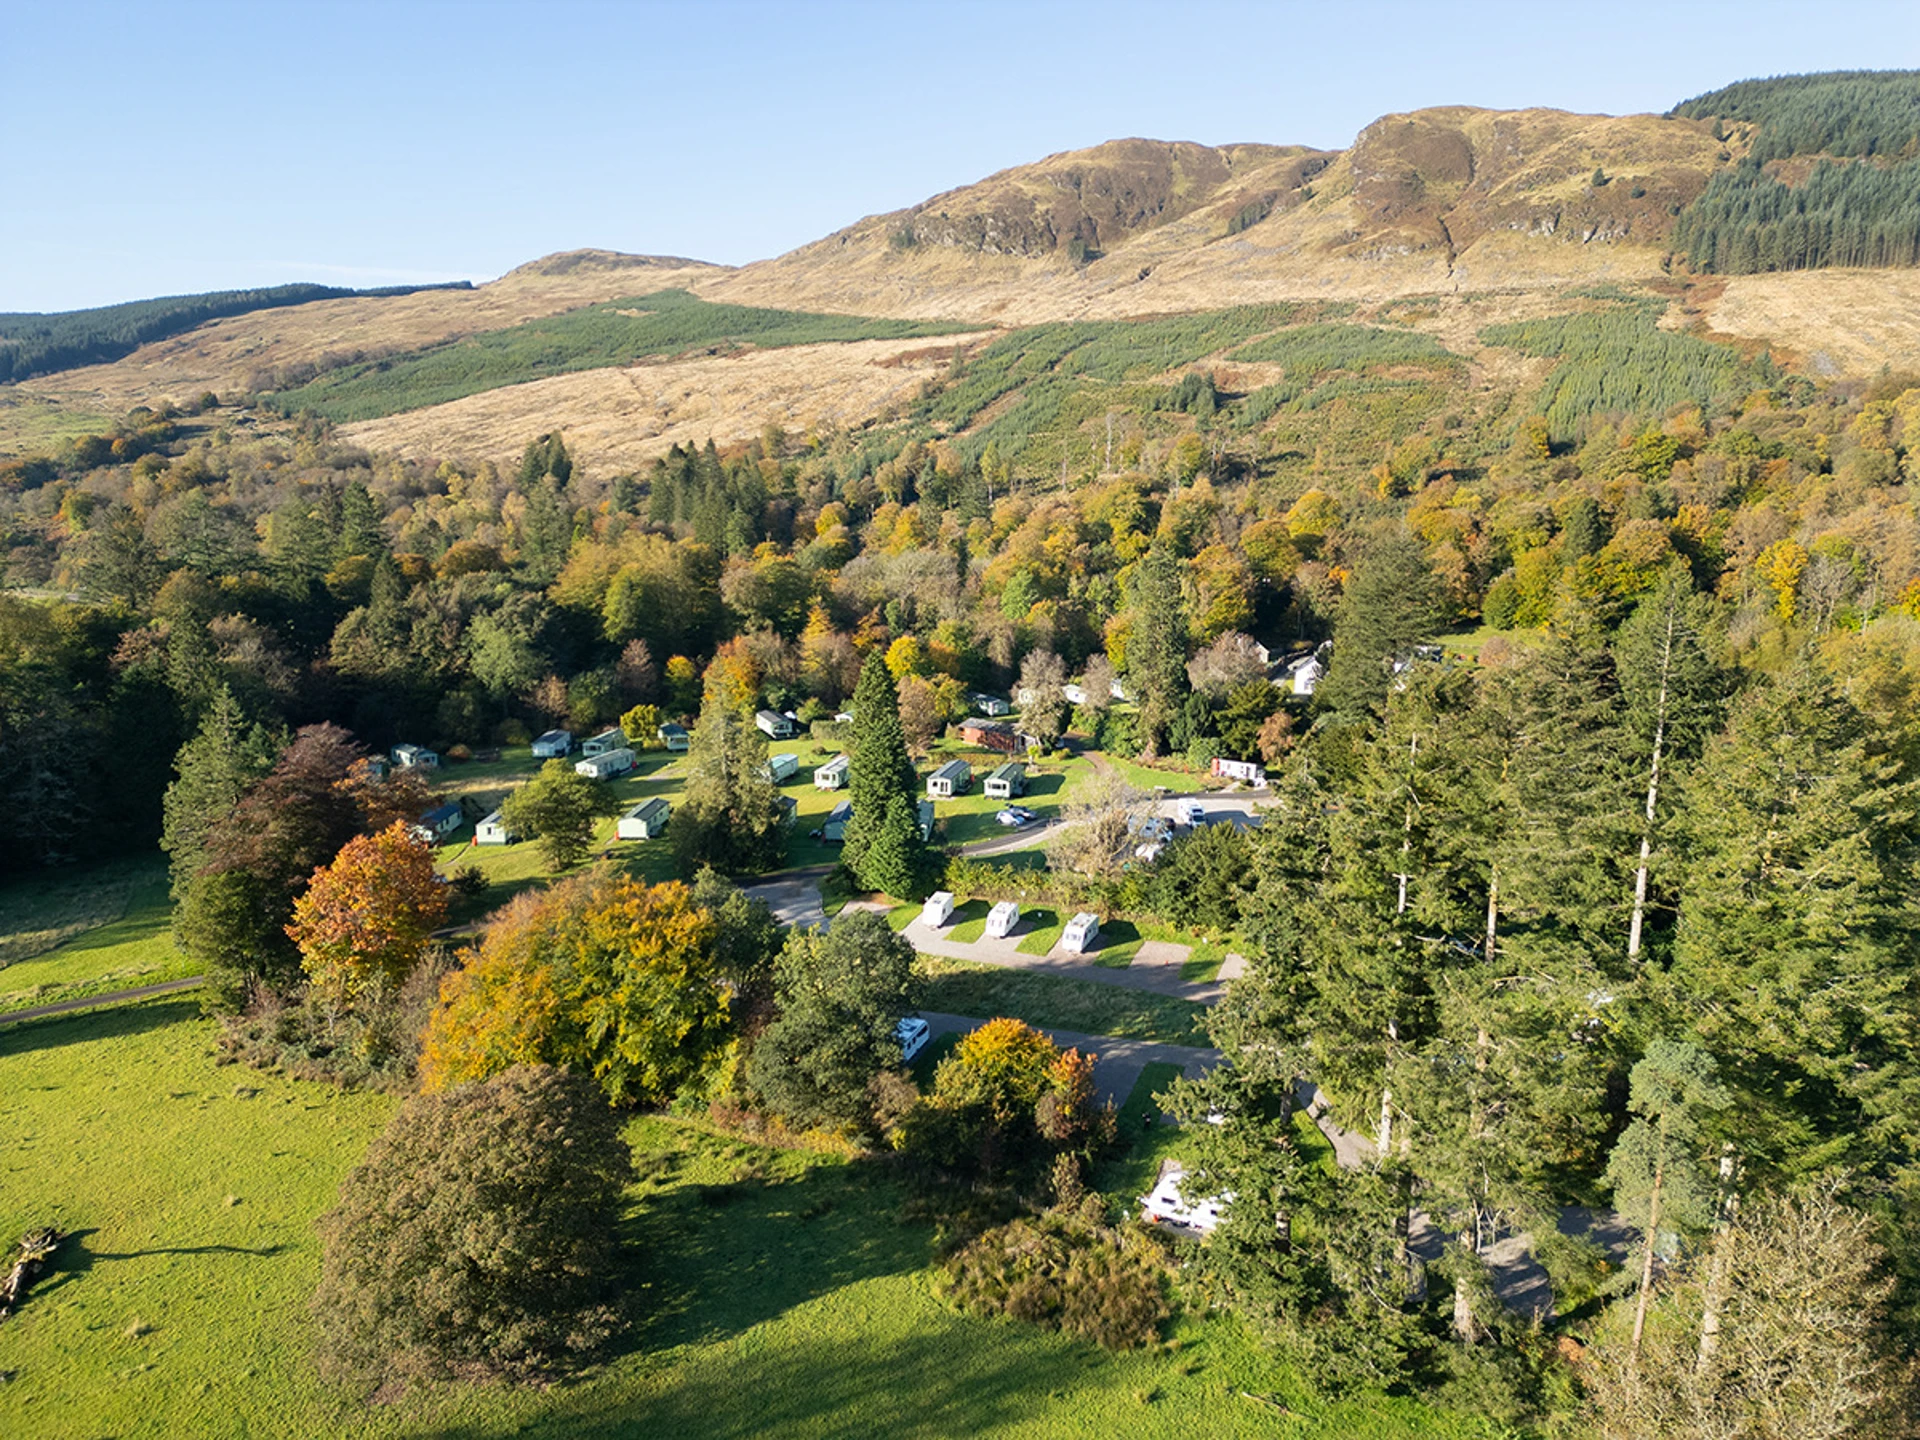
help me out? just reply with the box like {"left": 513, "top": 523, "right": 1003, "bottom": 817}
{"left": 312, "top": 1064, "right": 629, "bottom": 1390}
{"left": 939, "top": 1197, "right": 1171, "bottom": 1350}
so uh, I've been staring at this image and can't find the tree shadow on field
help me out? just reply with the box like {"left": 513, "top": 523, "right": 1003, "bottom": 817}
{"left": 25, "top": 1227, "right": 288, "bottom": 1306}
{"left": 612, "top": 1157, "right": 932, "bottom": 1357}
{"left": 426, "top": 1325, "right": 1053, "bottom": 1440}
{"left": 0, "top": 995, "right": 203, "bottom": 1058}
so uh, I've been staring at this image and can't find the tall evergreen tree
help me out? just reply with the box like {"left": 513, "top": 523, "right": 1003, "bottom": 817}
{"left": 159, "top": 685, "right": 279, "bottom": 904}
{"left": 1662, "top": 665, "right": 1920, "bottom": 1176}
{"left": 1316, "top": 531, "right": 1443, "bottom": 721}
{"left": 1613, "top": 569, "right": 1727, "bottom": 962}
{"left": 842, "top": 652, "right": 927, "bottom": 897}
{"left": 1124, "top": 544, "right": 1190, "bottom": 757}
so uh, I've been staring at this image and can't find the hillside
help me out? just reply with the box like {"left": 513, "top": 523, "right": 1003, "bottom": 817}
{"left": 699, "top": 108, "right": 1728, "bottom": 322}
{"left": 14, "top": 250, "right": 730, "bottom": 421}
{"left": 17, "top": 76, "right": 1920, "bottom": 472}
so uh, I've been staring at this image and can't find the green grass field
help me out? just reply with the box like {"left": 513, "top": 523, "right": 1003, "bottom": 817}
{"left": 0, "top": 858, "right": 197, "bottom": 1015}
{"left": 0, "top": 1003, "right": 1495, "bottom": 1439}
{"left": 915, "top": 958, "right": 1207, "bottom": 1047}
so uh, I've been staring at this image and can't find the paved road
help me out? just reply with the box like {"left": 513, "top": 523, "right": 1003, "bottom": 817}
{"left": 740, "top": 867, "right": 834, "bottom": 931}
{"left": 921, "top": 1011, "right": 1219, "bottom": 1104}
{"left": 0, "top": 976, "right": 205, "bottom": 1026}
{"left": 899, "top": 912, "right": 1225, "bottom": 1002}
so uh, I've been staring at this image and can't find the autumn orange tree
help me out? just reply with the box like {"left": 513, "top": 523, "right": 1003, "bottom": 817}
{"left": 287, "top": 820, "right": 448, "bottom": 1002}
{"left": 896, "top": 1017, "right": 1112, "bottom": 1183}
{"left": 419, "top": 871, "right": 732, "bottom": 1105}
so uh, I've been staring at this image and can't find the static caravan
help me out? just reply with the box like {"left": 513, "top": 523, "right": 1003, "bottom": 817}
{"left": 971, "top": 692, "right": 1011, "bottom": 717}
{"left": 1062, "top": 683, "right": 1088, "bottom": 706}
{"left": 921, "top": 891, "right": 955, "bottom": 928}
{"left": 575, "top": 749, "right": 636, "bottom": 781}
{"left": 581, "top": 729, "right": 625, "bottom": 759}
{"left": 474, "top": 809, "right": 517, "bottom": 845}
{"left": 926, "top": 759, "right": 971, "bottom": 799}
{"left": 413, "top": 802, "right": 464, "bottom": 843}
{"left": 814, "top": 754, "right": 850, "bottom": 790}
{"left": 391, "top": 743, "right": 440, "bottom": 770}
{"left": 986, "top": 900, "right": 1020, "bottom": 939}
{"left": 764, "top": 752, "right": 800, "bottom": 784}
{"left": 1211, "top": 757, "right": 1266, "bottom": 785}
{"left": 755, "top": 709, "right": 799, "bottom": 740}
{"left": 821, "top": 800, "right": 854, "bottom": 843}
{"left": 531, "top": 729, "right": 573, "bottom": 759}
{"left": 983, "top": 762, "right": 1026, "bottom": 800}
{"left": 894, "top": 1016, "right": 930, "bottom": 1063}
{"left": 616, "top": 797, "right": 671, "bottom": 840}
{"left": 657, "top": 723, "right": 690, "bottom": 752}
{"left": 1061, "top": 912, "right": 1101, "bottom": 954}
{"left": 1140, "top": 1163, "right": 1226, "bottom": 1234}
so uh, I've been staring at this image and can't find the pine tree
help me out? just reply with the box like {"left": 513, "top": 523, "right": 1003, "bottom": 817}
{"left": 1316, "top": 531, "right": 1443, "bottom": 721}
{"left": 1601, "top": 1039, "right": 1729, "bottom": 1361}
{"left": 842, "top": 652, "right": 927, "bottom": 897}
{"left": 1663, "top": 665, "right": 1920, "bottom": 1175}
{"left": 160, "top": 686, "right": 279, "bottom": 904}
{"left": 1124, "top": 544, "right": 1190, "bottom": 757}
{"left": 1613, "top": 569, "right": 1727, "bottom": 962}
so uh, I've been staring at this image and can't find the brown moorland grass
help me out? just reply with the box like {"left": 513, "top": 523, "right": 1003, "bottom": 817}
{"left": 340, "top": 331, "right": 992, "bottom": 473}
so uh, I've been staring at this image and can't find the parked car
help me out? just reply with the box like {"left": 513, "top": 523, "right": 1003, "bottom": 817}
{"left": 995, "top": 809, "right": 1030, "bottom": 827}
{"left": 1182, "top": 801, "right": 1207, "bottom": 827}
{"left": 1007, "top": 805, "right": 1036, "bottom": 821}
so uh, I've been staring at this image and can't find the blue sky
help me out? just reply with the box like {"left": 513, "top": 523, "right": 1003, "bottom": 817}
{"left": 4, "top": 0, "right": 1918, "bottom": 311}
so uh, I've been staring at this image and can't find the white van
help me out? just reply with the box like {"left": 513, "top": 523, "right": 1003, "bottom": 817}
{"left": 894, "top": 1016, "right": 930, "bottom": 1063}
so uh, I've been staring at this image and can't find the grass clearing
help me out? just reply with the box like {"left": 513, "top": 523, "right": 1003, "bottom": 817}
{"left": 0, "top": 857, "right": 154, "bottom": 970}
{"left": 916, "top": 957, "right": 1207, "bottom": 1046}
{"left": 1014, "top": 908, "right": 1066, "bottom": 956}
{"left": 0, "top": 1004, "right": 1491, "bottom": 1439}
{"left": 0, "top": 858, "right": 197, "bottom": 1015}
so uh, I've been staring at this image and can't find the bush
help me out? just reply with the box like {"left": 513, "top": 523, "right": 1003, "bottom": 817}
{"left": 312, "top": 1065, "right": 629, "bottom": 1391}
{"left": 939, "top": 1197, "right": 1171, "bottom": 1350}
{"left": 215, "top": 953, "right": 452, "bottom": 1092}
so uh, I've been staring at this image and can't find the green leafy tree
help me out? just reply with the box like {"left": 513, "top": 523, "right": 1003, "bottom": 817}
{"left": 671, "top": 691, "right": 786, "bottom": 876}
{"left": 312, "top": 1065, "right": 627, "bottom": 1390}
{"left": 747, "top": 911, "right": 919, "bottom": 1130}
{"left": 501, "top": 760, "right": 617, "bottom": 871}
{"left": 842, "top": 652, "right": 928, "bottom": 897}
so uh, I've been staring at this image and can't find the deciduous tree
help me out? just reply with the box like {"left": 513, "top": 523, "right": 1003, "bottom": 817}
{"left": 287, "top": 821, "right": 448, "bottom": 1003}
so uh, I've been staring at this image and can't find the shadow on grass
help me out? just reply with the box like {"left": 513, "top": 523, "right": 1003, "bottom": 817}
{"left": 434, "top": 1323, "right": 1058, "bottom": 1440}
{"left": 1084, "top": 919, "right": 1141, "bottom": 969}
{"left": 29, "top": 1228, "right": 290, "bottom": 1305}
{"left": 0, "top": 995, "right": 203, "bottom": 1057}
{"left": 615, "top": 1159, "right": 931, "bottom": 1357}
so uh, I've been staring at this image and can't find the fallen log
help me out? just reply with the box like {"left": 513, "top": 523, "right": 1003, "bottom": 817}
{"left": 0, "top": 1228, "right": 65, "bottom": 1324}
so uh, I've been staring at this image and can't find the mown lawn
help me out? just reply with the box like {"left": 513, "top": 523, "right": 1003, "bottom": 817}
{"left": 0, "top": 858, "right": 197, "bottom": 1015}
{"left": 0, "top": 1004, "right": 1498, "bottom": 1440}
{"left": 916, "top": 957, "right": 1207, "bottom": 1047}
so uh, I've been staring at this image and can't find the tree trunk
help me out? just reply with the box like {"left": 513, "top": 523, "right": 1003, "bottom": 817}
{"left": 1696, "top": 1149, "right": 1739, "bottom": 1374}
{"left": 1396, "top": 731, "right": 1420, "bottom": 914}
{"left": 1483, "top": 870, "right": 1499, "bottom": 963}
{"left": 1630, "top": 1151, "right": 1665, "bottom": 1362}
{"left": 1627, "top": 604, "right": 1676, "bottom": 963}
